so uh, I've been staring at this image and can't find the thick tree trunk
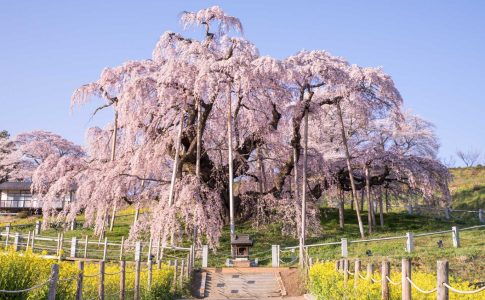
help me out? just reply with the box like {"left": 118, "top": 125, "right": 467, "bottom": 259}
{"left": 227, "top": 87, "right": 235, "bottom": 237}
{"left": 299, "top": 108, "right": 308, "bottom": 267}
{"left": 336, "top": 102, "right": 365, "bottom": 238}
{"left": 168, "top": 113, "right": 184, "bottom": 207}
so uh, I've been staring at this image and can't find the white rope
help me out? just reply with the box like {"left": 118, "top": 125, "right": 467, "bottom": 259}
{"left": 370, "top": 277, "right": 378, "bottom": 283}
{"left": 386, "top": 276, "right": 400, "bottom": 286}
{"left": 406, "top": 277, "right": 437, "bottom": 294}
{"left": 346, "top": 270, "right": 354, "bottom": 276}
{"left": 83, "top": 272, "right": 102, "bottom": 278}
{"left": 358, "top": 274, "right": 367, "bottom": 280}
{"left": 443, "top": 283, "right": 485, "bottom": 294}
{"left": 104, "top": 270, "right": 122, "bottom": 276}
{"left": 0, "top": 278, "right": 51, "bottom": 293}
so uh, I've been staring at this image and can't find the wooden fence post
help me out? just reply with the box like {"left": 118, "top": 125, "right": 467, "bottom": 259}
{"left": 71, "top": 237, "right": 78, "bottom": 258}
{"left": 479, "top": 209, "right": 484, "bottom": 224}
{"left": 451, "top": 226, "right": 460, "bottom": 248}
{"left": 343, "top": 259, "right": 349, "bottom": 285}
{"left": 26, "top": 231, "right": 31, "bottom": 251}
{"left": 180, "top": 259, "right": 185, "bottom": 288}
{"left": 134, "top": 241, "right": 141, "bottom": 300}
{"left": 13, "top": 232, "right": 20, "bottom": 251}
{"left": 406, "top": 232, "right": 414, "bottom": 253}
{"left": 156, "top": 236, "right": 161, "bottom": 268}
{"left": 437, "top": 260, "right": 449, "bottom": 300}
{"left": 81, "top": 236, "right": 87, "bottom": 258}
{"left": 341, "top": 238, "right": 348, "bottom": 257}
{"left": 174, "top": 259, "right": 179, "bottom": 291}
{"left": 366, "top": 262, "right": 374, "bottom": 279}
{"left": 381, "top": 260, "right": 390, "bottom": 300}
{"left": 401, "top": 258, "right": 411, "bottom": 300}
{"left": 31, "top": 231, "right": 36, "bottom": 252}
{"left": 102, "top": 237, "right": 108, "bottom": 261}
{"left": 76, "top": 261, "right": 84, "bottom": 300}
{"left": 58, "top": 232, "right": 64, "bottom": 261}
{"left": 272, "top": 245, "right": 280, "bottom": 267}
{"left": 202, "top": 245, "right": 208, "bottom": 268}
{"left": 148, "top": 259, "right": 153, "bottom": 290}
{"left": 48, "top": 264, "right": 59, "bottom": 300}
{"left": 4, "top": 225, "right": 10, "bottom": 249}
{"left": 35, "top": 220, "right": 41, "bottom": 235}
{"left": 98, "top": 260, "right": 105, "bottom": 300}
{"left": 120, "top": 260, "right": 126, "bottom": 300}
{"left": 407, "top": 204, "right": 413, "bottom": 215}
{"left": 186, "top": 253, "right": 190, "bottom": 278}
{"left": 354, "top": 259, "right": 361, "bottom": 288}
{"left": 335, "top": 260, "right": 340, "bottom": 272}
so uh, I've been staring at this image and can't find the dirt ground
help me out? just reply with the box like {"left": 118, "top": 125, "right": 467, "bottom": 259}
{"left": 280, "top": 268, "right": 306, "bottom": 296}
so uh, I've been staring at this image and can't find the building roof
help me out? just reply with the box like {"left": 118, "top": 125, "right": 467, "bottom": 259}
{"left": 0, "top": 181, "right": 32, "bottom": 191}
{"left": 231, "top": 234, "right": 253, "bottom": 246}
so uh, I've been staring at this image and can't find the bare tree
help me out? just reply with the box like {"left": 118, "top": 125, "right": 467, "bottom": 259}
{"left": 456, "top": 149, "right": 481, "bottom": 167}
{"left": 441, "top": 155, "right": 456, "bottom": 168}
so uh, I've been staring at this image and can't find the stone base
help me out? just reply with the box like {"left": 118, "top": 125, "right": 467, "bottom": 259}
{"left": 233, "top": 259, "right": 251, "bottom": 267}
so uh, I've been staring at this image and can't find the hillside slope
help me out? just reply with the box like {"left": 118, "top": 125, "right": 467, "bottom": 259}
{"left": 450, "top": 166, "right": 485, "bottom": 209}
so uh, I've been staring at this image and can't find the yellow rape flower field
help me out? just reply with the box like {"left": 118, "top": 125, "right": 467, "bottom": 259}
{"left": 308, "top": 262, "right": 483, "bottom": 300}
{"left": 0, "top": 250, "right": 176, "bottom": 299}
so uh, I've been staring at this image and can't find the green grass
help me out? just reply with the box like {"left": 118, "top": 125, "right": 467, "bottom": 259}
{"left": 1, "top": 167, "right": 484, "bottom": 280}
{"left": 449, "top": 166, "right": 485, "bottom": 209}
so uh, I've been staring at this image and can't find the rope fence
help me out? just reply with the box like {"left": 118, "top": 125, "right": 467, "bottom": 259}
{"left": 330, "top": 257, "right": 484, "bottom": 300}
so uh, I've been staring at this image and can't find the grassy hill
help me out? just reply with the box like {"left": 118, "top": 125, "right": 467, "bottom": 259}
{"left": 449, "top": 166, "right": 485, "bottom": 209}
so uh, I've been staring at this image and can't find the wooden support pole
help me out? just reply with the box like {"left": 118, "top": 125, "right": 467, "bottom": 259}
{"left": 83, "top": 235, "right": 88, "bottom": 258}
{"left": 343, "top": 259, "right": 349, "bottom": 285}
{"left": 354, "top": 259, "right": 361, "bottom": 288}
{"left": 102, "top": 237, "right": 108, "bottom": 261}
{"left": 335, "top": 260, "right": 340, "bottom": 272}
{"left": 31, "top": 231, "right": 35, "bottom": 252}
{"left": 26, "top": 231, "right": 31, "bottom": 251}
{"left": 180, "top": 259, "right": 185, "bottom": 288}
{"left": 119, "top": 236, "right": 124, "bottom": 260}
{"left": 134, "top": 259, "right": 141, "bottom": 300}
{"left": 381, "top": 260, "right": 390, "bottom": 300}
{"left": 119, "top": 260, "right": 126, "bottom": 300}
{"left": 174, "top": 259, "right": 178, "bottom": 291}
{"left": 76, "top": 261, "right": 84, "bottom": 300}
{"left": 98, "top": 260, "right": 105, "bottom": 300}
{"left": 48, "top": 264, "right": 59, "bottom": 300}
{"left": 148, "top": 259, "right": 152, "bottom": 290}
{"left": 479, "top": 209, "right": 484, "bottom": 224}
{"left": 437, "top": 260, "right": 449, "bottom": 300}
{"left": 401, "top": 258, "right": 411, "bottom": 300}
{"left": 156, "top": 236, "right": 161, "bottom": 267}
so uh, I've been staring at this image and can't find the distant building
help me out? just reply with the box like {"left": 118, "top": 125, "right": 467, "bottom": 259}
{"left": 0, "top": 182, "right": 73, "bottom": 211}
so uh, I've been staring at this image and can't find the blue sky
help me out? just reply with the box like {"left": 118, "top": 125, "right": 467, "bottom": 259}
{"left": 1, "top": 1, "right": 484, "bottom": 165}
